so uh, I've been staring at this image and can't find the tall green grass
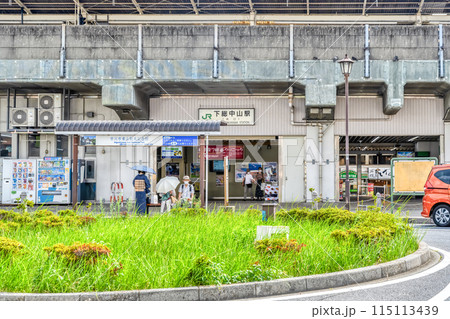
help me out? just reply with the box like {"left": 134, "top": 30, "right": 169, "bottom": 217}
{"left": 0, "top": 208, "right": 418, "bottom": 293}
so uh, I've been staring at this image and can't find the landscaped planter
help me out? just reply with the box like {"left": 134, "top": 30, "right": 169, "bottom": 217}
{"left": 0, "top": 206, "right": 420, "bottom": 298}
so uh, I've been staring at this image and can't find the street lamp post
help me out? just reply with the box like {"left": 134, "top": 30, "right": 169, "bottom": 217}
{"left": 338, "top": 54, "right": 354, "bottom": 211}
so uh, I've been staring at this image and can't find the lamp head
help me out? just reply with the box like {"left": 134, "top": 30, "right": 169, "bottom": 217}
{"left": 338, "top": 54, "right": 354, "bottom": 76}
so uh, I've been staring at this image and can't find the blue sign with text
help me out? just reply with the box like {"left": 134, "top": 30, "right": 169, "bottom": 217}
{"left": 163, "top": 136, "right": 198, "bottom": 146}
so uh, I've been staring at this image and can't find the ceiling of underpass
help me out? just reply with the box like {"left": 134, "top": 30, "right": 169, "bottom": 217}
{"left": 136, "top": 81, "right": 305, "bottom": 96}
{"left": 0, "top": 82, "right": 101, "bottom": 95}
{"left": 339, "top": 135, "right": 440, "bottom": 144}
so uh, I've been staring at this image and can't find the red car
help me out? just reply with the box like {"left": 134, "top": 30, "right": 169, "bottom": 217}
{"left": 422, "top": 164, "right": 450, "bottom": 227}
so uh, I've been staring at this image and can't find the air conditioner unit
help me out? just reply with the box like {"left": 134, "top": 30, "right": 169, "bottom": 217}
{"left": 38, "top": 94, "right": 61, "bottom": 109}
{"left": 9, "top": 108, "right": 36, "bottom": 127}
{"left": 38, "top": 94, "right": 62, "bottom": 127}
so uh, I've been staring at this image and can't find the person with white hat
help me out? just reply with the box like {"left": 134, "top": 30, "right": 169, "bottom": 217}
{"left": 178, "top": 175, "right": 195, "bottom": 207}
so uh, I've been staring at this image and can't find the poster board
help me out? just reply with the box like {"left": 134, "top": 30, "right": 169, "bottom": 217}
{"left": 391, "top": 157, "right": 438, "bottom": 195}
{"left": 235, "top": 162, "right": 262, "bottom": 182}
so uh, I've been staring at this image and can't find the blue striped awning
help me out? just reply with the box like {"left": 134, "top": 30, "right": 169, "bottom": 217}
{"left": 55, "top": 120, "right": 224, "bottom": 135}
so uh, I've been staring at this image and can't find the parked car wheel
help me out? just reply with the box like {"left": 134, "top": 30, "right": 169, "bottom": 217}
{"left": 432, "top": 204, "right": 450, "bottom": 227}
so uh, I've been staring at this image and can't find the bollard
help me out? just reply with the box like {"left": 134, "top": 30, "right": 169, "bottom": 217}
{"left": 312, "top": 190, "right": 319, "bottom": 210}
{"left": 376, "top": 192, "right": 382, "bottom": 208}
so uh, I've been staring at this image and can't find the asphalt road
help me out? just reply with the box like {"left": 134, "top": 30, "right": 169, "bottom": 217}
{"left": 265, "top": 224, "right": 450, "bottom": 301}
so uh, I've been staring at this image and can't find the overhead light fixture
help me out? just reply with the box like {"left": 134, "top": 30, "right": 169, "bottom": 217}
{"left": 408, "top": 136, "right": 419, "bottom": 142}
{"left": 371, "top": 136, "right": 381, "bottom": 143}
{"left": 390, "top": 147, "right": 397, "bottom": 151}
{"left": 362, "top": 146, "right": 368, "bottom": 151}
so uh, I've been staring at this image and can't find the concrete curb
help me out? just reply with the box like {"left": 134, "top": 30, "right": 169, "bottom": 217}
{"left": 0, "top": 242, "right": 430, "bottom": 301}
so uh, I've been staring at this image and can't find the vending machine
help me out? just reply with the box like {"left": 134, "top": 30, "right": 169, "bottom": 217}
{"left": 1, "top": 159, "right": 37, "bottom": 204}
{"left": 37, "top": 158, "right": 71, "bottom": 204}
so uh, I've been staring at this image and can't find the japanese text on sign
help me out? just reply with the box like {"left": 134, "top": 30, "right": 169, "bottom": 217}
{"left": 199, "top": 108, "right": 255, "bottom": 126}
{"left": 206, "top": 145, "right": 244, "bottom": 160}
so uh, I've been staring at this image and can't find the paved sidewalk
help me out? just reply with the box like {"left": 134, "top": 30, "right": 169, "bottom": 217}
{"left": 0, "top": 196, "right": 426, "bottom": 219}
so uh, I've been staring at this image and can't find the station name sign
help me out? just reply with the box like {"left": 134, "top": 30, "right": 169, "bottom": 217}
{"left": 199, "top": 108, "right": 255, "bottom": 126}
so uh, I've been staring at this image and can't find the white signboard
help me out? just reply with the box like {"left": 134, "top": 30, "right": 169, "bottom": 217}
{"left": 92, "top": 135, "right": 163, "bottom": 146}
{"left": 199, "top": 108, "right": 254, "bottom": 126}
{"left": 368, "top": 167, "right": 391, "bottom": 180}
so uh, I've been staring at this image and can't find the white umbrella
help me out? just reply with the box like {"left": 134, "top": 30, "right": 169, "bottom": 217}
{"left": 156, "top": 176, "right": 180, "bottom": 194}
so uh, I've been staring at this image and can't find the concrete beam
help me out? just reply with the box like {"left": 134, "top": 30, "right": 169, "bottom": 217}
{"left": 3, "top": 13, "right": 450, "bottom": 25}
{"left": 102, "top": 84, "right": 149, "bottom": 120}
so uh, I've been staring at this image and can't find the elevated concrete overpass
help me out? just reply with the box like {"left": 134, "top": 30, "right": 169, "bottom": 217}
{"left": 0, "top": 25, "right": 450, "bottom": 119}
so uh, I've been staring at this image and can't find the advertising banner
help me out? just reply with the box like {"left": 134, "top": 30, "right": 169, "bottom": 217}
{"left": 207, "top": 145, "right": 244, "bottom": 160}
{"left": 162, "top": 146, "right": 183, "bottom": 159}
{"left": 163, "top": 136, "right": 198, "bottom": 146}
{"left": 368, "top": 167, "right": 391, "bottom": 180}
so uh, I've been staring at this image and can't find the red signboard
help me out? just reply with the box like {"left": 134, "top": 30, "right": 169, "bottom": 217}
{"left": 206, "top": 145, "right": 244, "bottom": 160}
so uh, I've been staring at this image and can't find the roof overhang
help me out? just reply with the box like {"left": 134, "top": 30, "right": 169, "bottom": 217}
{"left": 55, "top": 120, "right": 225, "bottom": 136}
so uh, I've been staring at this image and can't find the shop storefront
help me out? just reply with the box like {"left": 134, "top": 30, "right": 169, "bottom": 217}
{"left": 159, "top": 140, "right": 279, "bottom": 201}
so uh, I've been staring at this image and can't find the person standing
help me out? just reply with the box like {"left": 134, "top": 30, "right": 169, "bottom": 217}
{"left": 133, "top": 171, "right": 151, "bottom": 215}
{"left": 178, "top": 175, "right": 195, "bottom": 207}
{"left": 255, "top": 167, "right": 265, "bottom": 201}
{"left": 242, "top": 169, "right": 255, "bottom": 201}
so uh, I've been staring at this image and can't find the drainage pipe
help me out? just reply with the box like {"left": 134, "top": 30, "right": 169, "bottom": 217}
{"left": 59, "top": 24, "right": 66, "bottom": 78}
{"left": 439, "top": 24, "right": 445, "bottom": 78}
{"left": 137, "top": 24, "right": 143, "bottom": 79}
{"left": 213, "top": 25, "right": 219, "bottom": 79}
{"left": 289, "top": 24, "right": 295, "bottom": 78}
{"left": 364, "top": 24, "right": 370, "bottom": 78}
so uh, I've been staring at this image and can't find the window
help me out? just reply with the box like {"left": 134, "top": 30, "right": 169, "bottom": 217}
{"left": 56, "top": 135, "right": 69, "bottom": 157}
{"left": 339, "top": 155, "right": 356, "bottom": 165}
{"left": 0, "top": 134, "right": 11, "bottom": 157}
{"left": 435, "top": 170, "right": 450, "bottom": 184}
{"left": 28, "top": 134, "right": 40, "bottom": 157}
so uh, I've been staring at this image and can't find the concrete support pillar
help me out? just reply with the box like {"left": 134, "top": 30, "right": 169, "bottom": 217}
{"left": 18, "top": 134, "right": 27, "bottom": 158}
{"left": 199, "top": 135, "right": 205, "bottom": 207}
{"left": 305, "top": 126, "right": 320, "bottom": 202}
{"left": 72, "top": 135, "right": 79, "bottom": 206}
{"left": 40, "top": 134, "right": 57, "bottom": 158}
{"left": 102, "top": 84, "right": 149, "bottom": 120}
{"left": 305, "top": 83, "right": 337, "bottom": 108}
{"left": 383, "top": 61, "right": 404, "bottom": 115}
{"left": 279, "top": 136, "right": 305, "bottom": 203}
{"left": 150, "top": 147, "right": 157, "bottom": 197}
{"left": 320, "top": 123, "right": 336, "bottom": 202}
{"left": 11, "top": 134, "right": 19, "bottom": 159}
{"left": 443, "top": 91, "right": 450, "bottom": 121}
{"left": 334, "top": 135, "right": 340, "bottom": 201}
